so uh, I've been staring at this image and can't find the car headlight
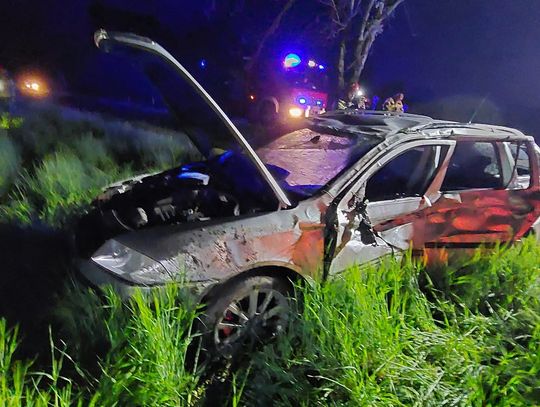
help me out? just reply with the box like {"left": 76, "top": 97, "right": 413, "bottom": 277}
{"left": 91, "top": 239, "right": 171, "bottom": 285}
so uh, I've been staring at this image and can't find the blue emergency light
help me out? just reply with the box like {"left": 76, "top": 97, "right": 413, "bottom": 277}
{"left": 283, "top": 53, "right": 301, "bottom": 68}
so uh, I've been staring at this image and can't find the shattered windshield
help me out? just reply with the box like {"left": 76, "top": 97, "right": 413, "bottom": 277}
{"left": 257, "top": 126, "right": 380, "bottom": 198}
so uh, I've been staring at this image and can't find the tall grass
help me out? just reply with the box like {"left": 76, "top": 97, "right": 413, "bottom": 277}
{"left": 1, "top": 285, "right": 203, "bottom": 406}
{"left": 0, "top": 133, "right": 21, "bottom": 197}
{"left": 87, "top": 287, "right": 202, "bottom": 406}
{"left": 3, "top": 149, "right": 129, "bottom": 225}
{"left": 0, "top": 319, "right": 76, "bottom": 407}
{"left": 0, "top": 108, "right": 194, "bottom": 226}
{"left": 2, "top": 241, "right": 538, "bottom": 406}
{"left": 232, "top": 241, "right": 540, "bottom": 406}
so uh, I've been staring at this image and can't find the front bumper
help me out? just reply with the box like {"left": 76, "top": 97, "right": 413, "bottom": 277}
{"left": 76, "top": 259, "right": 214, "bottom": 300}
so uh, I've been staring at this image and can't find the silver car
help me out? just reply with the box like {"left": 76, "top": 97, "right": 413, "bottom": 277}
{"left": 76, "top": 31, "right": 540, "bottom": 357}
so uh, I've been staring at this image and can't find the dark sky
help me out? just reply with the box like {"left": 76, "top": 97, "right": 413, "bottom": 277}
{"left": 366, "top": 0, "right": 540, "bottom": 136}
{"left": 1, "top": 0, "right": 539, "bottom": 137}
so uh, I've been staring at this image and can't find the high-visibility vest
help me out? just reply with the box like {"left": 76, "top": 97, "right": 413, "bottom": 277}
{"left": 383, "top": 97, "right": 395, "bottom": 111}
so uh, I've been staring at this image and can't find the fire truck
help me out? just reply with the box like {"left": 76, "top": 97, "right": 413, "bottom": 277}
{"left": 246, "top": 52, "right": 330, "bottom": 124}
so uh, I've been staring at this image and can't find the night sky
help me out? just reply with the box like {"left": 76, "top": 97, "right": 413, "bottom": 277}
{"left": 1, "top": 0, "right": 539, "bottom": 137}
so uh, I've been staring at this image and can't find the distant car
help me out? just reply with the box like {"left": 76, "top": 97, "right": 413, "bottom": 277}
{"left": 76, "top": 31, "right": 540, "bottom": 358}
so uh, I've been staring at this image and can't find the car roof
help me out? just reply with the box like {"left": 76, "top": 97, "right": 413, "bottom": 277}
{"left": 320, "top": 110, "right": 531, "bottom": 142}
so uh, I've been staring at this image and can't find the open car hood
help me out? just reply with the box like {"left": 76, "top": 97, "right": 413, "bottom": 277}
{"left": 94, "top": 29, "right": 291, "bottom": 208}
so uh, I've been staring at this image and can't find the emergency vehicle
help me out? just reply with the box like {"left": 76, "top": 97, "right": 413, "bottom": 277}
{"left": 247, "top": 52, "right": 329, "bottom": 123}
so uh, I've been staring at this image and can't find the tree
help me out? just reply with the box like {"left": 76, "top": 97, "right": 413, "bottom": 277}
{"left": 319, "top": 0, "right": 405, "bottom": 96}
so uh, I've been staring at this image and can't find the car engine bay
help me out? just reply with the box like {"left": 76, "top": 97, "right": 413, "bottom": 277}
{"left": 75, "top": 151, "right": 276, "bottom": 256}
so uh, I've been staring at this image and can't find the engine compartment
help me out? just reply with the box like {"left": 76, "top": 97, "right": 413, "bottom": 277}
{"left": 75, "top": 151, "right": 276, "bottom": 257}
{"left": 95, "top": 167, "right": 241, "bottom": 231}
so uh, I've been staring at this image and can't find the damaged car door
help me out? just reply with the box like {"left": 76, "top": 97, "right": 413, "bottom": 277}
{"left": 329, "top": 140, "right": 456, "bottom": 274}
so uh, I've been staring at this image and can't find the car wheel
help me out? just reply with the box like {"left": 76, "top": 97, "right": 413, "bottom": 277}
{"left": 198, "top": 275, "right": 294, "bottom": 360}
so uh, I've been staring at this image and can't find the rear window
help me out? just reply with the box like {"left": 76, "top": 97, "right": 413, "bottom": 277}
{"left": 509, "top": 142, "right": 532, "bottom": 176}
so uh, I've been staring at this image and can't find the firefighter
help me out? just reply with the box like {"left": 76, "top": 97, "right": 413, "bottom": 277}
{"left": 383, "top": 93, "right": 405, "bottom": 112}
{"left": 338, "top": 82, "right": 366, "bottom": 110}
{"left": 383, "top": 95, "right": 395, "bottom": 111}
{"left": 394, "top": 93, "right": 405, "bottom": 113}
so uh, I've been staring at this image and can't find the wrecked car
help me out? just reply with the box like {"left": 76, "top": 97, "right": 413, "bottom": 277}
{"left": 75, "top": 30, "right": 540, "bottom": 357}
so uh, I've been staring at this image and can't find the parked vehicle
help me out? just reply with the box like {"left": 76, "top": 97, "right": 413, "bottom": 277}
{"left": 76, "top": 31, "right": 540, "bottom": 358}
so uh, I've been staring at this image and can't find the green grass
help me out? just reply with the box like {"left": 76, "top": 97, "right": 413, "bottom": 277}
{"left": 1, "top": 241, "right": 539, "bottom": 406}
{"left": 0, "top": 132, "right": 21, "bottom": 196}
{"left": 0, "top": 108, "right": 194, "bottom": 227}
{"left": 236, "top": 242, "right": 540, "bottom": 406}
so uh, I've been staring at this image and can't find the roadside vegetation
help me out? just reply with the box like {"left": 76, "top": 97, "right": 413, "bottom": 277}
{"left": 0, "top": 110, "right": 538, "bottom": 406}
{"left": 0, "top": 108, "right": 194, "bottom": 226}
{"left": 2, "top": 241, "right": 539, "bottom": 406}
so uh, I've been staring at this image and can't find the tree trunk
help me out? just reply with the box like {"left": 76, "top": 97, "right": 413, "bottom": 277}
{"left": 347, "top": 0, "right": 404, "bottom": 84}
{"left": 351, "top": 29, "right": 377, "bottom": 82}
{"left": 337, "top": 36, "right": 347, "bottom": 96}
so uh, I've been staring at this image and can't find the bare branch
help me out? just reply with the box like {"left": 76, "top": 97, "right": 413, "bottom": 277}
{"left": 245, "top": 0, "right": 297, "bottom": 72}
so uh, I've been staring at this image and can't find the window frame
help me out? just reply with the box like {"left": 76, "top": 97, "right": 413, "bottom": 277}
{"left": 337, "top": 139, "right": 457, "bottom": 213}
{"left": 364, "top": 144, "right": 447, "bottom": 202}
{"left": 440, "top": 140, "right": 505, "bottom": 193}
{"left": 500, "top": 140, "right": 534, "bottom": 190}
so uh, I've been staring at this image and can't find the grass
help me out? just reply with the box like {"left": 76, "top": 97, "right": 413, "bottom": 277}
{"left": 0, "top": 108, "right": 195, "bottom": 227}
{"left": 1, "top": 240, "right": 539, "bottom": 406}
{"left": 236, "top": 242, "right": 540, "bottom": 406}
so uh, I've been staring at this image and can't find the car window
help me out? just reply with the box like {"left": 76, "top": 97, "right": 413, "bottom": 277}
{"left": 441, "top": 141, "right": 502, "bottom": 191}
{"left": 509, "top": 142, "right": 531, "bottom": 176}
{"left": 258, "top": 127, "right": 380, "bottom": 197}
{"left": 365, "top": 145, "right": 445, "bottom": 201}
{"left": 505, "top": 141, "right": 531, "bottom": 190}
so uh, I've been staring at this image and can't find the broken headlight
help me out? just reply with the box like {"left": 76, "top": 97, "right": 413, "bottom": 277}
{"left": 91, "top": 239, "right": 171, "bottom": 285}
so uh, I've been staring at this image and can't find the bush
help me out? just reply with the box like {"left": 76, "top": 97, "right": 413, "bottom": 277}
{"left": 0, "top": 133, "right": 21, "bottom": 198}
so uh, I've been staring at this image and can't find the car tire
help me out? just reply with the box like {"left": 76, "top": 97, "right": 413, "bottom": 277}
{"left": 196, "top": 274, "right": 295, "bottom": 361}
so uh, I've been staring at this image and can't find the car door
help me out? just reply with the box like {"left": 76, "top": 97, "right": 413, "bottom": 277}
{"left": 329, "top": 140, "right": 456, "bottom": 274}
{"left": 417, "top": 139, "right": 540, "bottom": 248}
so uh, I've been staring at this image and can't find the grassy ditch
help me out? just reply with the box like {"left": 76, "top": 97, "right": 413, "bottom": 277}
{"left": 0, "top": 108, "right": 195, "bottom": 227}
{"left": 1, "top": 241, "right": 539, "bottom": 406}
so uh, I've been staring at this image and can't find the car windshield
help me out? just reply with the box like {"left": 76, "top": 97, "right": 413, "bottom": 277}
{"left": 257, "top": 125, "right": 381, "bottom": 198}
